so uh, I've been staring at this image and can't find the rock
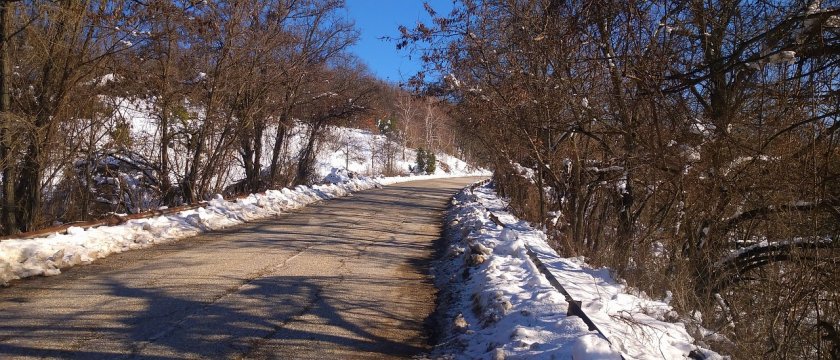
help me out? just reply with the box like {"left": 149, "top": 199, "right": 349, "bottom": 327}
{"left": 469, "top": 254, "right": 487, "bottom": 266}
{"left": 470, "top": 242, "right": 492, "bottom": 256}
{"left": 501, "top": 300, "right": 512, "bottom": 312}
{"left": 453, "top": 313, "right": 469, "bottom": 333}
{"left": 492, "top": 347, "right": 506, "bottom": 360}
{"left": 447, "top": 246, "right": 464, "bottom": 258}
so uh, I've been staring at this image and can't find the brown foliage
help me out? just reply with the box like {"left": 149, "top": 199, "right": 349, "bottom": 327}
{"left": 403, "top": 0, "right": 840, "bottom": 358}
{"left": 0, "top": 0, "right": 378, "bottom": 231}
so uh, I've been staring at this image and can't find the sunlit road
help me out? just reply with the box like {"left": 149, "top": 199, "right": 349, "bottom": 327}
{"left": 0, "top": 177, "right": 484, "bottom": 359}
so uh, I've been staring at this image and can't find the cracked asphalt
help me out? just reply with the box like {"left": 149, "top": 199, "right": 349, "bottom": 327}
{"left": 0, "top": 177, "right": 483, "bottom": 359}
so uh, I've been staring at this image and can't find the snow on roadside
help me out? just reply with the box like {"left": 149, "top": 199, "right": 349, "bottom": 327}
{"left": 433, "top": 182, "right": 721, "bottom": 359}
{"left": 0, "top": 173, "right": 486, "bottom": 285}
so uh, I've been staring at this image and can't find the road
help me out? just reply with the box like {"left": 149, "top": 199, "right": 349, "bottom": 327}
{"left": 0, "top": 177, "right": 483, "bottom": 359}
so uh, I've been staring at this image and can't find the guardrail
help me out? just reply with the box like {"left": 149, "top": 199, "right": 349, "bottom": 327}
{"left": 479, "top": 180, "right": 712, "bottom": 360}
{"left": 523, "top": 246, "right": 620, "bottom": 347}
{"left": 481, "top": 181, "right": 624, "bottom": 359}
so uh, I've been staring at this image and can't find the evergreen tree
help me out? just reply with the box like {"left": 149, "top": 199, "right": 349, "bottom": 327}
{"left": 376, "top": 117, "right": 398, "bottom": 137}
{"left": 425, "top": 151, "right": 436, "bottom": 174}
{"left": 415, "top": 148, "right": 426, "bottom": 174}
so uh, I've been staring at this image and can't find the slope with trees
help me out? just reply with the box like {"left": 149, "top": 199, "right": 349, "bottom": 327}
{"left": 0, "top": 0, "right": 470, "bottom": 236}
{"left": 402, "top": 0, "right": 840, "bottom": 358}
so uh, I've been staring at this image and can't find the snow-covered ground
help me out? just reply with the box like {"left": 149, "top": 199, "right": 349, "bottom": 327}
{"left": 434, "top": 182, "right": 722, "bottom": 359}
{"left": 112, "top": 96, "right": 478, "bottom": 190}
{"left": 320, "top": 127, "right": 478, "bottom": 178}
{"left": 0, "top": 172, "right": 487, "bottom": 285}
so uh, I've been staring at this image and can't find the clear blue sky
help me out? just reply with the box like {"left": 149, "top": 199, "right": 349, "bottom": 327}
{"left": 345, "top": 0, "right": 455, "bottom": 84}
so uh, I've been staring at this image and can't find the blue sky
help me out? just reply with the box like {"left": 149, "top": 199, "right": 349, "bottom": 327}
{"left": 344, "top": 0, "right": 455, "bottom": 84}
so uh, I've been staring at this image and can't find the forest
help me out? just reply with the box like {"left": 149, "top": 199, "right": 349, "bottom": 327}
{"left": 0, "top": 0, "right": 464, "bottom": 235}
{"left": 402, "top": 0, "right": 840, "bottom": 358}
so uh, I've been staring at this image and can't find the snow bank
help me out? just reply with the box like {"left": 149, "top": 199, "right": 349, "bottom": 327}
{"left": 434, "top": 182, "right": 721, "bottom": 359}
{"left": 0, "top": 173, "right": 485, "bottom": 285}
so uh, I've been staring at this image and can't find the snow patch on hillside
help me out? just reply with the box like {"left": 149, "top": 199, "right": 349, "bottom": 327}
{"left": 319, "top": 127, "right": 479, "bottom": 178}
{"left": 105, "top": 97, "right": 482, "bottom": 195}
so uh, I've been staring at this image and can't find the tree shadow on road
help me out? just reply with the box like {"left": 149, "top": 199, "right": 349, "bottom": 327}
{"left": 0, "top": 274, "right": 426, "bottom": 359}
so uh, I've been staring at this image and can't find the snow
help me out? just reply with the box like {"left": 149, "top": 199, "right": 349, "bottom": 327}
{"left": 801, "top": 0, "right": 834, "bottom": 36}
{"left": 682, "top": 145, "right": 702, "bottom": 163}
{"left": 510, "top": 162, "right": 536, "bottom": 183}
{"left": 319, "top": 127, "right": 480, "bottom": 178}
{"left": 323, "top": 167, "right": 352, "bottom": 184}
{"left": 827, "top": 15, "right": 840, "bottom": 28}
{"left": 689, "top": 119, "right": 716, "bottom": 137}
{"left": 94, "top": 73, "right": 119, "bottom": 86}
{"left": 0, "top": 172, "right": 487, "bottom": 285}
{"left": 435, "top": 182, "right": 721, "bottom": 359}
{"left": 722, "top": 155, "right": 776, "bottom": 175}
{"left": 445, "top": 73, "right": 463, "bottom": 88}
{"left": 715, "top": 236, "right": 832, "bottom": 267}
{"left": 766, "top": 51, "right": 796, "bottom": 65}
{"left": 586, "top": 165, "right": 624, "bottom": 174}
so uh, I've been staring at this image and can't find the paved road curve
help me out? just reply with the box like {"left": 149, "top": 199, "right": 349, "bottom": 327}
{"left": 0, "top": 177, "right": 483, "bottom": 359}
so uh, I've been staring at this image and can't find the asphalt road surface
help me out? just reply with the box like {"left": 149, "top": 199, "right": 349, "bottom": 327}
{"left": 0, "top": 177, "right": 484, "bottom": 359}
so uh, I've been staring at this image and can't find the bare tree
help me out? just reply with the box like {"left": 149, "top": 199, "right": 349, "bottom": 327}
{"left": 402, "top": 0, "right": 840, "bottom": 357}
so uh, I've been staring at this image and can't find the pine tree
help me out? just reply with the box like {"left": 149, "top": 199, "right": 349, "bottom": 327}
{"left": 425, "top": 151, "right": 436, "bottom": 174}
{"left": 415, "top": 148, "right": 426, "bottom": 174}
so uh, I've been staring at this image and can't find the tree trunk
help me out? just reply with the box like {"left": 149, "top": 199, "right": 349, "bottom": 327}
{"left": 158, "top": 58, "right": 173, "bottom": 204}
{"left": 241, "top": 126, "right": 255, "bottom": 189}
{"left": 268, "top": 112, "right": 289, "bottom": 185}
{"left": 240, "top": 115, "right": 265, "bottom": 194}
{"left": 251, "top": 119, "right": 263, "bottom": 192}
{"left": 0, "top": 0, "right": 16, "bottom": 234}
{"left": 295, "top": 124, "right": 320, "bottom": 186}
{"left": 16, "top": 124, "right": 43, "bottom": 232}
{"left": 183, "top": 130, "right": 205, "bottom": 204}
{"left": 159, "top": 106, "right": 173, "bottom": 203}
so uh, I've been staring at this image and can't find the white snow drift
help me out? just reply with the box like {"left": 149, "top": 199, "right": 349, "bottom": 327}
{"left": 435, "top": 182, "right": 721, "bottom": 359}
